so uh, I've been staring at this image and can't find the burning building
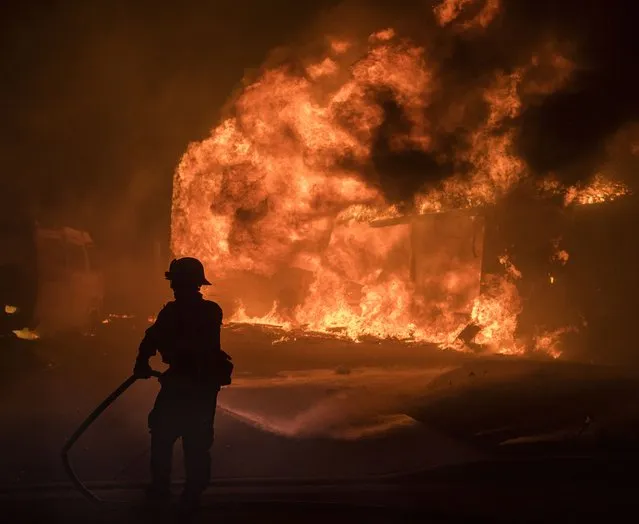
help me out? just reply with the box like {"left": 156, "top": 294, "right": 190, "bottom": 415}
{"left": 169, "top": 0, "right": 633, "bottom": 359}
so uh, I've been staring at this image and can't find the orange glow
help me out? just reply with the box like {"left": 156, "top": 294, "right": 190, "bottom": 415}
{"left": 329, "top": 37, "right": 352, "bottom": 54}
{"left": 108, "top": 313, "right": 134, "bottom": 319}
{"left": 551, "top": 238, "right": 570, "bottom": 265}
{"left": 533, "top": 327, "right": 576, "bottom": 359}
{"left": 306, "top": 58, "right": 338, "bottom": 80}
{"left": 13, "top": 328, "right": 39, "bottom": 341}
{"left": 471, "top": 275, "right": 524, "bottom": 355}
{"left": 538, "top": 173, "right": 630, "bottom": 206}
{"left": 434, "top": 0, "right": 501, "bottom": 30}
{"left": 171, "top": 21, "right": 579, "bottom": 357}
{"left": 102, "top": 313, "right": 135, "bottom": 325}
{"left": 498, "top": 253, "right": 522, "bottom": 280}
{"left": 4, "top": 305, "right": 18, "bottom": 315}
{"left": 564, "top": 174, "right": 631, "bottom": 206}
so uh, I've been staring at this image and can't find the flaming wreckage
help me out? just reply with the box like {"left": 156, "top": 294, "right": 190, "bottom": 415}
{"left": 170, "top": 4, "right": 633, "bottom": 359}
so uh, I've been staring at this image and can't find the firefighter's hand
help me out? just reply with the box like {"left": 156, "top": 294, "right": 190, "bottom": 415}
{"left": 133, "top": 360, "right": 153, "bottom": 379}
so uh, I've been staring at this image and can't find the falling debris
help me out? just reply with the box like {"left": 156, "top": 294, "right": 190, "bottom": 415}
{"left": 456, "top": 322, "right": 482, "bottom": 345}
{"left": 4, "top": 305, "right": 18, "bottom": 315}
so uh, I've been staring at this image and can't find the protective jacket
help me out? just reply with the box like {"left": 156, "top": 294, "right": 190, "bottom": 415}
{"left": 136, "top": 292, "right": 231, "bottom": 386}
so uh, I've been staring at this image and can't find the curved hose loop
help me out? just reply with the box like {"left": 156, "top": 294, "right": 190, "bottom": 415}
{"left": 61, "top": 370, "right": 163, "bottom": 503}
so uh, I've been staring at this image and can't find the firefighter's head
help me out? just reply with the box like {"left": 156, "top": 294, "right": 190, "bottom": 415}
{"left": 165, "top": 257, "right": 211, "bottom": 291}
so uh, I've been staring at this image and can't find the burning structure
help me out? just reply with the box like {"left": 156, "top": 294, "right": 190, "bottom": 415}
{"left": 170, "top": 0, "right": 633, "bottom": 359}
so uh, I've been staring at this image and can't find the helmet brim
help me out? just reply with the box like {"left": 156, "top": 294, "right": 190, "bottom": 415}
{"left": 165, "top": 272, "right": 212, "bottom": 286}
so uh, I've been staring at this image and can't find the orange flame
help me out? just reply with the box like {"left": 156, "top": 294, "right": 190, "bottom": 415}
{"left": 171, "top": 17, "right": 578, "bottom": 356}
{"left": 533, "top": 326, "right": 577, "bottom": 359}
{"left": 538, "top": 173, "right": 631, "bottom": 206}
{"left": 12, "top": 328, "right": 39, "bottom": 341}
{"left": 434, "top": 0, "right": 501, "bottom": 30}
{"left": 564, "top": 174, "right": 631, "bottom": 206}
{"left": 551, "top": 238, "right": 570, "bottom": 265}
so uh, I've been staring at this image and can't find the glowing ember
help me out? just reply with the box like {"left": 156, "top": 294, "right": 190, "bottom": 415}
{"left": 102, "top": 313, "right": 136, "bottom": 325}
{"left": 171, "top": 8, "right": 578, "bottom": 356}
{"left": 498, "top": 254, "right": 522, "bottom": 280}
{"left": 12, "top": 328, "right": 39, "bottom": 341}
{"left": 533, "top": 327, "right": 577, "bottom": 359}
{"left": 564, "top": 174, "right": 631, "bottom": 206}
{"left": 108, "top": 313, "right": 135, "bottom": 320}
{"left": 434, "top": 0, "right": 501, "bottom": 30}
{"left": 4, "top": 305, "right": 18, "bottom": 315}
{"left": 554, "top": 250, "right": 569, "bottom": 265}
{"left": 551, "top": 238, "right": 570, "bottom": 265}
{"left": 538, "top": 173, "right": 630, "bottom": 206}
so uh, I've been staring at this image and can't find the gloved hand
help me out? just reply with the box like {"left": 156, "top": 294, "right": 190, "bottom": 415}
{"left": 133, "top": 359, "right": 153, "bottom": 379}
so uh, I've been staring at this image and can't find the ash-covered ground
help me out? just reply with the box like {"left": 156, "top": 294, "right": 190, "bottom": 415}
{"left": 2, "top": 319, "right": 639, "bottom": 492}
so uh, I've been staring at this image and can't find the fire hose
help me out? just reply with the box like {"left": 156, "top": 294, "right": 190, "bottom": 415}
{"left": 61, "top": 370, "right": 163, "bottom": 503}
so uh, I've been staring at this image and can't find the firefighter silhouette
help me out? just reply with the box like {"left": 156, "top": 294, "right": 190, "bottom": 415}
{"left": 134, "top": 257, "right": 232, "bottom": 510}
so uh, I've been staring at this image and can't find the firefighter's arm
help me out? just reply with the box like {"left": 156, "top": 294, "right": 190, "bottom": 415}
{"left": 212, "top": 303, "right": 233, "bottom": 385}
{"left": 133, "top": 306, "right": 167, "bottom": 377}
{"left": 211, "top": 302, "right": 223, "bottom": 352}
{"left": 133, "top": 336, "right": 155, "bottom": 378}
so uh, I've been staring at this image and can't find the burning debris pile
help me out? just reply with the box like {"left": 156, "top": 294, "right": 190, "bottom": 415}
{"left": 170, "top": 0, "right": 632, "bottom": 357}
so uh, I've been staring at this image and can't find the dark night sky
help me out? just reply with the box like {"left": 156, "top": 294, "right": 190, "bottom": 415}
{"left": 1, "top": 0, "right": 637, "bottom": 252}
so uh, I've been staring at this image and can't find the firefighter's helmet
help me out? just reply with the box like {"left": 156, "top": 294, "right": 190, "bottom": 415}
{"left": 164, "top": 257, "right": 211, "bottom": 286}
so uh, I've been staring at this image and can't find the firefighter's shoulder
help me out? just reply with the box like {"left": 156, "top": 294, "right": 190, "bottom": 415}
{"left": 202, "top": 299, "right": 223, "bottom": 321}
{"left": 155, "top": 301, "right": 178, "bottom": 320}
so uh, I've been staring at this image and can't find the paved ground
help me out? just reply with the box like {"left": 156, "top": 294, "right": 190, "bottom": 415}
{"left": 3, "top": 316, "right": 639, "bottom": 508}
{"left": 5, "top": 320, "right": 639, "bottom": 523}
{"left": 0, "top": 320, "right": 483, "bottom": 489}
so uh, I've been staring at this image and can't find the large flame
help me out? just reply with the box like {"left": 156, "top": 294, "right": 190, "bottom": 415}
{"left": 539, "top": 173, "right": 631, "bottom": 206}
{"left": 171, "top": 3, "right": 590, "bottom": 356}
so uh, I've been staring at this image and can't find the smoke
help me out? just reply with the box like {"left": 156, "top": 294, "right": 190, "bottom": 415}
{"left": 3, "top": 0, "right": 637, "bottom": 333}
{"left": 4, "top": 0, "right": 635, "bottom": 243}
{"left": 1, "top": 0, "right": 343, "bottom": 311}
{"left": 374, "top": 1, "right": 635, "bottom": 193}
{"left": 204, "top": 0, "right": 639, "bottom": 208}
